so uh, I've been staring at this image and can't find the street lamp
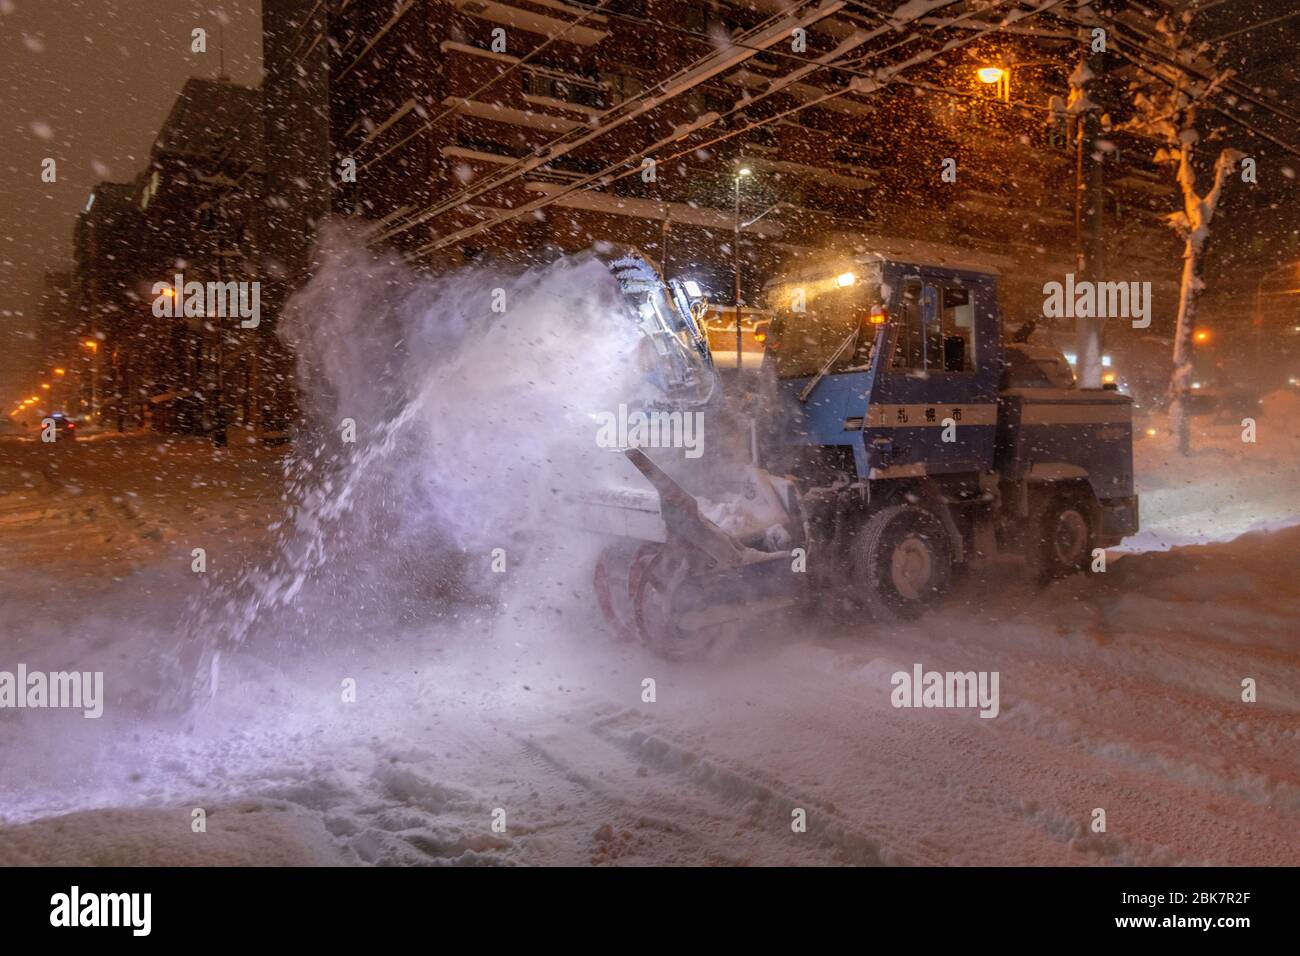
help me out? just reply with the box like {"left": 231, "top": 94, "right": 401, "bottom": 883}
{"left": 976, "top": 65, "right": 1010, "bottom": 101}
{"left": 734, "top": 165, "right": 752, "bottom": 373}
{"left": 976, "top": 62, "right": 1054, "bottom": 103}
{"left": 82, "top": 339, "right": 100, "bottom": 419}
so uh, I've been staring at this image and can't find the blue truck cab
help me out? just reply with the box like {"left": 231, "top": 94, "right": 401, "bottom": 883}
{"left": 759, "top": 245, "right": 1139, "bottom": 607}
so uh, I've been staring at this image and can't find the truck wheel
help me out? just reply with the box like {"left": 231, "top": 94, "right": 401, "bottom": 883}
{"left": 1030, "top": 493, "right": 1092, "bottom": 582}
{"left": 857, "top": 505, "right": 953, "bottom": 622}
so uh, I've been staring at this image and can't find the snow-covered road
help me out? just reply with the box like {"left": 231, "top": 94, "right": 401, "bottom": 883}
{"left": 0, "top": 400, "right": 1297, "bottom": 866}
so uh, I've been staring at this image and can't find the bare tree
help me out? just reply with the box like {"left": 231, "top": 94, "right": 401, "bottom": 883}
{"left": 1120, "top": 14, "right": 1241, "bottom": 454}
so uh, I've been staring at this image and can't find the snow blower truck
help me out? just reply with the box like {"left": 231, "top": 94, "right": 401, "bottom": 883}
{"left": 579, "top": 245, "right": 1139, "bottom": 659}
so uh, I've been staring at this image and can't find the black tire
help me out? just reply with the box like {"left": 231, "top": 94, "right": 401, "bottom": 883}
{"left": 1029, "top": 491, "right": 1093, "bottom": 582}
{"left": 857, "top": 504, "right": 953, "bottom": 622}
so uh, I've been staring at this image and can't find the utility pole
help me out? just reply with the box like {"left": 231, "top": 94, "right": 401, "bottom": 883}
{"left": 733, "top": 165, "right": 751, "bottom": 376}
{"left": 660, "top": 208, "right": 671, "bottom": 280}
{"left": 1073, "top": 34, "right": 1107, "bottom": 389}
{"left": 213, "top": 232, "right": 228, "bottom": 447}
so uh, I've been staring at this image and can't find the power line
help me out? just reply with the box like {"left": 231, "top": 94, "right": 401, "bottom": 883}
{"left": 403, "top": 0, "right": 1070, "bottom": 259}
{"left": 1189, "top": 0, "right": 1242, "bottom": 15}
{"left": 382, "top": 0, "right": 1014, "bottom": 248}
{"left": 1204, "top": 6, "right": 1300, "bottom": 43}
{"left": 1034, "top": 2, "right": 1300, "bottom": 163}
{"left": 1090, "top": 27, "right": 1300, "bottom": 159}
{"left": 1076, "top": 0, "right": 1300, "bottom": 131}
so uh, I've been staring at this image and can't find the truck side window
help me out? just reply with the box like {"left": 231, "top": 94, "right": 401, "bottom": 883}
{"left": 890, "top": 280, "right": 925, "bottom": 370}
{"left": 931, "top": 286, "right": 976, "bottom": 373}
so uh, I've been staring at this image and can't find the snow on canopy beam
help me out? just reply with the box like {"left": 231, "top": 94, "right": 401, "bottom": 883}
{"left": 520, "top": 182, "right": 787, "bottom": 235}
{"left": 914, "top": 16, "right": 1077, "bottom": 39}
{"left": 743, "top": 154, "right": 876, "bottom": 190}
{"left": 439, "top": 96, "right": 585, "bottom": 133}
{"left": 725, "top": 69, "right": 876, "bottom": 117}
{"left": 450, "top": 0, "right": 611, "bottom": 46}
{"left": 722, "top": 0, "right": 866, "bottom": 42}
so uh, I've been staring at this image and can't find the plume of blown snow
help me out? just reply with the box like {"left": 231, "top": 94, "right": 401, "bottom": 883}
{"left": 168, "top": 227, "right": 660, "bottom": 704}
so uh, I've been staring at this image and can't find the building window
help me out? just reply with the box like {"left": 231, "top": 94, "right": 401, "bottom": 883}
{"left": 602, "top": 70, "right": 646, "bottom": 104}
{"left": 683, "top": 88, "right": 732, "bottom": 117}
{"left": 609, "top": 0, "right": 647, "bottom": 15}
{"left": 522, "top": 68, "right": 604, "bottom": 108}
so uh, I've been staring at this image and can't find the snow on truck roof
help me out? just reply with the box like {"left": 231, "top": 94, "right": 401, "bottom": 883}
{"left": 765, "top": 238, "right": 1012, "bottom": 287}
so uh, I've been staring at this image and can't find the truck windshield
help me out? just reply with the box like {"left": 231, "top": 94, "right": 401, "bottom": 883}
{"left": 767, "top": 283, "right": 882, "bottom": 379}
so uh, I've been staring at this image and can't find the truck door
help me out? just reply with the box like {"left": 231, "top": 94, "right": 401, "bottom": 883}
{"left": 865, "top": 269, "right": 1000, "bottom": 478}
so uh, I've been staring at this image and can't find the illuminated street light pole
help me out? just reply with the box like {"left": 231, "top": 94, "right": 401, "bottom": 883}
{"left": 734, "top": 165, "right": 751, "bottom": 374}
{"left": 976, "top": 55, "right": 1106, "bottom": 386}
{"left": 82, "top": 339, "right": 99, "bottom": 421}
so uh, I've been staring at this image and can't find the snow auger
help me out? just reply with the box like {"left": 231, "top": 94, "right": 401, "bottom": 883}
{"left": 590, "top": 448, "right": 805, "bottom": 659}
{"left": 574, "top": 247, "right": 806, "bottom": 657}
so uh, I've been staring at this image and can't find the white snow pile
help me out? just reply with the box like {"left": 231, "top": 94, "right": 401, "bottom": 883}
{"left": 0, "top": 803, "right": 351, "bottom": 867}
{"left": 1130, "top": 388, "right": 1300, "bottom": 549}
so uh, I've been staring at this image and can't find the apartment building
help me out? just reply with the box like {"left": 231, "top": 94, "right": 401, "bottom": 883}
{"left": 266, "top": 1, "right": 1186, "bottom": 330}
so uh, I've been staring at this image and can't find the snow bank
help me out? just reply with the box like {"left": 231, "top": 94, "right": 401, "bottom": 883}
{"left": 0, "top": 802, "right": 354, "bottom": 866}
{"left": 1128, "top": 389, "right": 1300, "bottom": 549}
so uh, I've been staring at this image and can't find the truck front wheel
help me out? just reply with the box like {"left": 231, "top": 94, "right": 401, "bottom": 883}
{"left": 857, "top": 504, "right": 953, "bottom": 622}
{"left": 1030, "top": 493, "right": 1093, "bottom": 582}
